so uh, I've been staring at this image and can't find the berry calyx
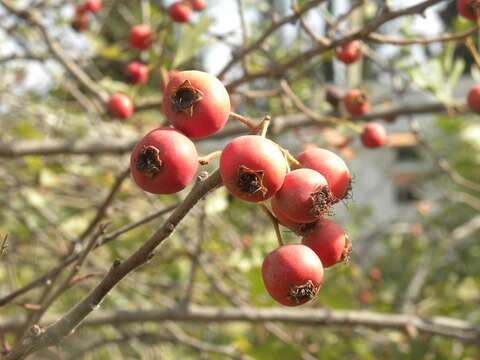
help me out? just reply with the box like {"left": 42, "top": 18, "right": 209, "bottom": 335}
{"left": 467, "top": 84, "right": 480, "bottom": 112}
{"left": 302, "top": 219, "right": 351, "bottom": 268}
{"left": 168, "top": 2, "right": 193, "bottom": 23}
{"left": 361, "top": 122, "right": 388, "bottom": 148}
{"left": 335, "top": 40, "right": 362, "bottom": 64}
{"left": 457, "top": 0, "right": 480, "bottom": 21}
{"left": 107, "top": 93, "right": 134, "bottom": 120}
{"left": 125, "top": 62, "right": 149, "bottom": 85}
{"left": 72, "top": 11, "right": 90, "bottom": 32}
{"left": 273, "top": 168, "right": 334, "bottom": 224}
{"left": 130, "top": 128, "right": 198, "bottom": 194}
{"left": 190, "top": 0, "right": 207, "bottom": 11}
{"left": 262, "top": 244, "right": 324, "bottom": 306}
{"left": 128, "top": 24, "right": 153, "bottom": 50}
{"left": 83, "top": 0, "right": 102, "bottom": 13}
{"left": 219, "top": 135, "right": 287, "bottom": 202}
{"left": 163, "top": 70, "right": 231, "bottom": 138}
{"left": 344, "top": 89, "right": 369, "bottom": 116}
{"left": 296, "top": 148, "right": 351, "bottom": 201}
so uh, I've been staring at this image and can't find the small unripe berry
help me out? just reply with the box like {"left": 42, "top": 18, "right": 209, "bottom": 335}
{"left": 325, "top": 86, "right": 343, "bottom": 110}
{"left": 128, "top": 24, "right": 153, "bottom": 50}
{"left": 220, "top": 135, "right": 287, "bottom": 202}
{"left": 168, "top": 2, "right": 192, "bottom": 23}
{"left": 163, "top": 70, "right": 230, "bottom": 138}
{"left": 296, "top": 148, "right": 351, "bottom": 201}
{"left": 262, "top": 244, "right": 324, "bottom": 306}
{"left": 273, "top": 169, "right": 334, "bottom": 224}
{"left": 130, "top": 128, "right": 198, "bottom": 194}
{"left": 335, "top": 40, "right": 362, "bottom": 64}
{"left": 302, "top": 219, "right": 351, "bottom": 268}
{"left": 125, "top": 62, "right": 149, "bottom": 85}
{"left": 344, "top": 89, "right": 369, "bottom": 116}
{"left": 191, "top": 0, "right": 207, "bottom": 11}
{"left": 107, "top": 93, "right": 134, "bottom": 120}
{"left": 457, "top": 0, "right": 480, "bottom": 21}
{"left": 83, "top": 0, "right": 102, "bottom": 13}
{"left": 72, "top": 12, "right": 89, "bottom": 32}
{"left": 467, "top": 84, "right": 480, "bottom": 112}
{"left": 361, "top": 122, "right": 388, "bottom": 148}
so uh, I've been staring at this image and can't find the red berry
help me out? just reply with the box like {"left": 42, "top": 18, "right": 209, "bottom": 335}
{"left": 262, "top": 244, "right": 324, "bottom": 306}
{"left": 191, "top": 0, "right": 207, "bottom": 11}
{"left": 301, "top": 219, "right": 350, "bottom": 268}
{"left": 168, "top": 2, "right": 192, "bottom": 23}
{"left": 335, "top": 40, "right": 362, "bottom": 64}
{"left": 296, "top": 148, "right": 351, "bottom": 201}
{"left": 83, "top": 0, "right": 102, "bottom": 13}
{"left": 107, "top": 93, "right": 134, "bottom": 119}
{"left": 219, "top": 135, "right": 287, "bottom": 202}
{"left": 163, "top": 70, "right": 231, "bottom": 138}
{"left": 344, "top": 89, "right": 369, "bottom": 116}
{"left": 128, "top": 24, "right": 153, "bottom": 50}
{"left": 273, "top": 169, "right": 334, "bottom": 224}
{"left": 361, "top": 122, "right": 388, "bottom": 148}
{"left": 125, "top": 62, "right": 149, "bottom": 85}
{"left": 130, "top": 128, "right": 198, "bottom": 194}
{"left": 75, "top": 4, "right": 87, "bottom": 16}
{"left": 271, "top": 197, "right": 317, "bottom": 235}
{"left": 368, "top": 267, "right": 382, "bottom": 281}
{"left": 72, "top": 13, "right": 89, "bottom": 32}
{"left": 467, "top": 84, "right": 480, "bottom": 112}
{"left": 457, "top": 0, "right": 480, "bottom": 21}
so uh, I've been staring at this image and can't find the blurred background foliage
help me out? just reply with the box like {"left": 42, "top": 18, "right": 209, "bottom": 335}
{"left": 0, "top": 0, "right": 479, "bottom": 359}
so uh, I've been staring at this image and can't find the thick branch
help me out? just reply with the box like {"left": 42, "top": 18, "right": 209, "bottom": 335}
{"left": 1, "top": 306, "right": 479, "bottom": 343}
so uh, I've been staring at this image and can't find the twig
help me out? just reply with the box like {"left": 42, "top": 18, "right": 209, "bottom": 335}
{"left": 259, "top": 204, "right": 284, "bottom": 246}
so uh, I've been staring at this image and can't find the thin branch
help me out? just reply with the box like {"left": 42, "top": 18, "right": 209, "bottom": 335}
{"left": 5, "top": 171, "right": 223, "bottom": 359}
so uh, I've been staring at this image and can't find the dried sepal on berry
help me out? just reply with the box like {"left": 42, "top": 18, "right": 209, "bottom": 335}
{"left": 170, "top": 80, "right": 204, "bottom": 117}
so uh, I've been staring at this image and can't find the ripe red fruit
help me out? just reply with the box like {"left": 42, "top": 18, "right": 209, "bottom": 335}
{"left": 361, "top": 122, "right": 388, "bottom": 148}
{"left": 273, "top": 169, "right": 334, "bottom": 224}
{"left": 368, "top": 267, "right": 382, "bottom": 281}
{"left": 220, "top": 135, "right": 287, "bottom": 202}
{"left": 457, "top": 0, "right": 480, "bottom": 21}
{"left": 163, "top": 70, "right": 231, "bottom": 138}
{"left": 128, "top": 24, "right": 153, "bottom": 50}
{"left": 107, "top": 93, "right": 134, "bottom": 119}
{"left": 191, "top": 0, "right": 207, "bottom": 11}
{"left": 168, "top": 2, "right": 192, "bottom": 23}
{"left": 130, "top": 128, "right": 198, "bottom": 194}
{"left": 335, "top": 40, "right": 362, "bottom": 64}
{"left": 296, "top": 148, "right": 351, "bottom": 201}
{"left": 125, "top": 62, "right": 149, "bottom": 85}
{"left": 301, "top": 219, "right": 350, "bottom": 268}
{"left": 271, "top": 197, "right": 316, "bottom": 235}
{"left": 72, "top": 13, "right": 89, "bottom": 32}
{"left": 262, "top": 244, "right": 324, "bottom": 306}
{"left": 467, "top": 84, "right": 480, "bottom": 112}
{"left": 344, "top": 89, "right": 369, "bottom": 116}
{"left": 83, "top": 0, "right": 102, "bottom": 13}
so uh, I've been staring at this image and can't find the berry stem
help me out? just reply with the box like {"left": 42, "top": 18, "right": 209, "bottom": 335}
{"left": 279, "top": 147, "right": 300, "bottom": 167}
{"left": 259, "top": 203, "right": 284, "bottom": 247}
{"left": 198, "top": 150, "right": 222, "bottom": 165}
{"left": 256, "top": 115, "right": 271, "bottom": 137}
{"left": 465, "top": 37, "right": 480, "bottom": 70}
{"left": 229, "top": 111, "right": 257, "bottom": 130}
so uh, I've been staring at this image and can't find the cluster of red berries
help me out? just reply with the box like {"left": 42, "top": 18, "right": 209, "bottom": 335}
{"left": 327, "top": 87, "right": 388, "bottom": 149}
{"left": 72, "top": 0, "right": 102, "bottom": 32}
{"left": 130, "top": 70, "right": 230, "bottom": 194}
{"left": 168, "top": 0, "right": 207, "bottom": 23}
{"left": 257, "top": 148, "right": 352, "bottom": 306}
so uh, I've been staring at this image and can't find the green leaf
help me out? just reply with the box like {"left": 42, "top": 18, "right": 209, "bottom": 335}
{"left": 172, "top": 16, "right": 212, "bottom": 68}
